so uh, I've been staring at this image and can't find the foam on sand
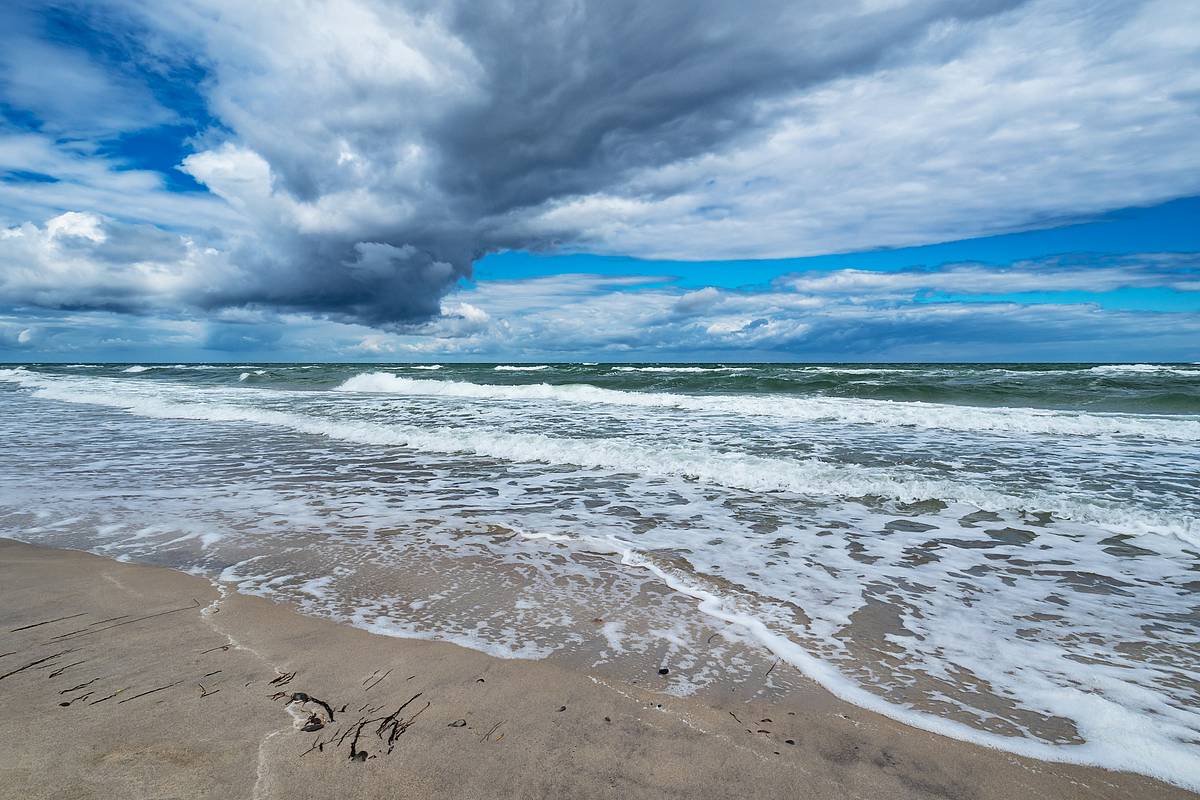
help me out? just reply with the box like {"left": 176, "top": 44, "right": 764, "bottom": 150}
{"left": 527, "top": 532, "right": 1200, "bottom": 791}
{"left": 4, "top": 366, "right": 1198, "bottom": 791}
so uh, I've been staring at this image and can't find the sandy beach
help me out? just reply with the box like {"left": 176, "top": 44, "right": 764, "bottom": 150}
{"left": 0, "top": 538, "right": 1190, "bottom": 800}
{"left": 3, "top": 0, "right": 1199, "bottom": 792}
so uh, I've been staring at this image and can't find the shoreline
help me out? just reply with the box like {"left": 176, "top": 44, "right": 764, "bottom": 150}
{"left": 0, "top": 538, "right": 1192, "bottom": 799}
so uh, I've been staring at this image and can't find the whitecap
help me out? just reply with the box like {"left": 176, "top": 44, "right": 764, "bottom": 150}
{"left": 612, "top": 365, "right": 752, "bottom": 373}
{"left": 2, "top": 369, "right": 1193, "bottom": 544}
{"left": 1088, "top": 364, "right": 1198, "bottom": 377}
{"left": 335, "top": 372, "right": 1200, "bottom": 441}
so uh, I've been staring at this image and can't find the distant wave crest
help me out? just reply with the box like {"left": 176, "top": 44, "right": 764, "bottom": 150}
{"left": 335, "top": 372, "right": 1200, "bottom": 441}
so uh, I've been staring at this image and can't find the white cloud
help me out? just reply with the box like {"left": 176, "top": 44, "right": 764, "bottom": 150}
{"left": 781, "top": 259, "right": 1199, "bottom": 297}
{"left": 0, "top": 212, "right": 236, "bottom": 312}
{"left": 520, "top": 0, "right": 1200, "bottom": 259}
{"left": 675, "top": 286, "right": 722, "bottom": 312}
{"left": 345, "top": 256, "right": 1200, "bottom": 359}
{"left": 44, "top": 211, "right": 107, "bottom": 243}
{"left": 353, "top": 334, "right": 396, "bottom": 354}
{"left": 0, "top": 133, "right": 236, "bottom": 221}
{"left": 0, "top": 12, "right": 176, "bottom": 137}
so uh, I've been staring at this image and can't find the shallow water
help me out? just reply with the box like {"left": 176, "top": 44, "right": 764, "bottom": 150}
{"left": 1, "top": 362, "right": 1198, "bottom": 788}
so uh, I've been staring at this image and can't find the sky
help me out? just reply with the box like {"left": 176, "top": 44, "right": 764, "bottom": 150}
{"left": 1, "top": 0, "right": 1198, "bottom": 362}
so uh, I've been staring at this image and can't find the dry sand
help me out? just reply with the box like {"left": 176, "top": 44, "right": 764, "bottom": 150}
{"left": 0, "top": 537, "right": 1191, "bottom": 800}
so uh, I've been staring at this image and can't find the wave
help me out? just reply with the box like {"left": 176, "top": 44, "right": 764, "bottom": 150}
{"left": 787, "top": 366, "right": 920, "bottom": 374}
{"left": 513, "top": 530, "right": 1200, "bottom": 790}
{"left": 781, "top": 364, "right": 1200, "bottom": 378}
{"left": 611, "top": 366, "right": 752, "bottom": 373}
{"left": 408, "top": 365, "right": 442, "bottom": 370}
{"left": 2, "top": 370, "right": 1193, "bottom": 544}
{"left": 494, "top": 365, "right": 550, "bottom": 371}
{"left": 1087, "top": 364, "right": 1199, "bottom": 377}
{"left": 122, "top": 364, "right": 260, "bottom": 373}
{"left": 7, "top": 366, "right": 1197, "bottom": 790}
{"left": 335, "top": 372, "right": 1200, "bottom": 441}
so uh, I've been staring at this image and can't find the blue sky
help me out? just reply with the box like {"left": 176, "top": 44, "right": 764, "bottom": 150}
{"left": 476, "top": 196, "right": 1200, "bottom": 309}
{"left": 1, "top": 0, "right": 1199, "bottom": 362}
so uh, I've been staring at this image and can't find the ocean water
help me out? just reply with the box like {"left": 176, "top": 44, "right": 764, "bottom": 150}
{"left": 1, "top": 362, "right": 1198, "bottom": 787}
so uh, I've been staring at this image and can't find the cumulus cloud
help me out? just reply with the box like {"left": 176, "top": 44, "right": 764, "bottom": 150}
{"left": 0, "top": 0, "right": 1198, "bottom": 336}
{"left": 0, "top": 211, "right": 233, "bottom": 312}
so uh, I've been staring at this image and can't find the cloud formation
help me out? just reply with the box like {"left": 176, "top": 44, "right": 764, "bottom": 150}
{"left": 4, "top": 252, "right": 1197, "bottom": 361}
{"left": 376, "top": 255, "right": 1200, "bottom": 359}
{"left": 0, "top": 0, "right": 1198, "bottom": 338}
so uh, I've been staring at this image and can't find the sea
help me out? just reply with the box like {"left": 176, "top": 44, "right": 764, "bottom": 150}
{"left": 1, "top": 362, "right": 1197, "bottom": 788}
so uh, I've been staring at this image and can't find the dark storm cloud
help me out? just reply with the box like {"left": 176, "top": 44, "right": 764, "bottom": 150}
{"left": 195, "top": 238, "right": 471, "bottom": 326}
{"left": 82, "top": 0, "right": 1030, "bottom": 326}
{"left": 430, "top": 0, "right": 1028, "bottom": 219}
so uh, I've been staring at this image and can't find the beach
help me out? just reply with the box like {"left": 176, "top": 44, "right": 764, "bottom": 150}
{"left": 2, "top": 537, "right": 1191, "bottom": 800}
{"left": 4, "top": 0, "right": 1199, "bottom": 793}
{"left": 0, "top": 362, "right": 1197, "bottom": 795}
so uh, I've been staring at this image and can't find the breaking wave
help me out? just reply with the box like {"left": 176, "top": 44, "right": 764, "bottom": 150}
{"left": 1, "top": 369, "right": 1193, "bottom": 543}
{"left": 335, "top": 372, "right": 1200, "bottom": 441}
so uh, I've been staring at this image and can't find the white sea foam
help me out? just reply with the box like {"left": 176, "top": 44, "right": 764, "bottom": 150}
{"left": 494, "top": 364, "right": 550, "bottom": 371}
{"left": 350, "top": 608, "right": 556, "bottom": 660}
{"left": 1090, "top": 363, "right": 1167, "bottom": 373}
{"left": 791, "top": 366, "right": 919, "bottom": 374}
{"left": 1, "top": 369, "right": 1193, "bottom": 543}
{"left": 504, "top": 525, "right": 1200, "bottom": 790}
{"left": 1087, "top": 363, "right": 1199, "bottom": 376}
{"left": 123, "top": 364, "right": 258, "bottom": 373}
{"left": 408, "top": 364, "right": 442, "bottom": 370}
{"left": 5, "top": 367, "right": 1198, "bottom": 790}
{"left": 335, "top": 372, "right": 1200, "bottom": 441}
{"left": 537, "top": 532, "right": 1200, "bottom": 791}
{"left": 779, "top": 364, "right": 1199, "bottom": 378}
{"left": 611, "top": 366, "right": 752, "bottom": 373}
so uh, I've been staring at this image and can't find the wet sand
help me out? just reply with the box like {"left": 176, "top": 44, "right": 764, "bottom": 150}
{"left": 0, "top": 537, "right": 1191, "bottom": 800}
